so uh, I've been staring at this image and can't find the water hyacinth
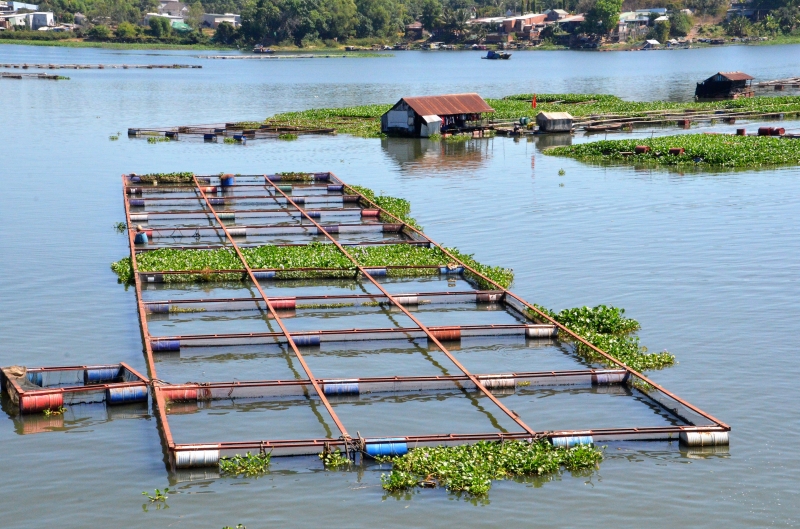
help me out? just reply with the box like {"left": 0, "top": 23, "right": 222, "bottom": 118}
{"left": 348, "top": 185, "right": 421, "bottom": 230}
{"left": 532, "top": 304, "right": 675, "bottom": 372}
{"left": 137, "top": 172, "right": 193, "bottom": 183}
{"left": 545, "top": 134, "right": 800, "bottom": 168}
{"left": 219, "top": 452, "right": 271, "bottom": 477}
{"left": 380, "top": 440, "right": 603, "bottom": 495}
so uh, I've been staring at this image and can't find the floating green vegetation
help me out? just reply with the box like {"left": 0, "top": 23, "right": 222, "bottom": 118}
{"left": 231, "top": 121, "right": 262, "bottom": 129}
{"left": 545, "top": 134, "right": 800, "bottom": 169}
{"left": 379, "top": 440, "right": 603, "bottom": 495}
{"left": 219, "top": 452, "right": 271, "bottom": 477}
{"left": 428, "top": 133, "right": 441, "bottom": 141}
{"left": 532, "top": 305, "right": 675, "bottom": 372}
{"left": 558, "top": 168, "right": 566, "bottom": 176}
{"left": 56, "top": 75, "right": 70, "bottom": 80}
{"left": 319, "top": 449, "right": 351, "bottom": 468}
{"left": 276, "top": 171, "right": 314, "bottom": 181}
{"left": 169, "top": 306, "right": 206, "bottom": 313}
{"left": 113, "top": 221, "right": 126, "bottom": 233}
{"left": 137, "top": 172, "right": 193, "bottom": 183}
{"left": 43, "top": 406, "right": 67, "bottom": 416}
{"left": 445, "top": 247, "right": 514, "bottom": 290}
{"left": 142, "top": 488, "right": 170, "bottom": 502}
{"left": 223, "top": 137, "right": 237, "bottom": 144}
{"left": 109, "top": 133, "right": 119, "bottom": 141}
{"left": 147, "top": 136, "right": 171, "bottom": 144}
{"left": 278, "top": 133, "right": 298, "bottom": 141}
{"left": 348, "top": 185, "right": 421, "bottom": 230}
{"left": 351, "top": 244, "right": 446, "bottom": 276}
{"left": 443, "top": 133, "right": 472, "bottom": 143}
{"left": 266, "top": 104, "right": 391, "bottom": 138}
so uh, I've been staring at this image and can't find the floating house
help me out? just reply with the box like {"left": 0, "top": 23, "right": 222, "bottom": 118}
{"left": 536, "top": 111, "right": 574, "bottom": 132}
{"left": 380, "top": 93, "right": 495, "bottom": 137}
{"left": 695, "top": 71, "right": 755, "bottom": 100}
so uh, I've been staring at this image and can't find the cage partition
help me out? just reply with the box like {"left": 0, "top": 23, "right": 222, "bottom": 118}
{"left": 117, "top": 171, "right": 729, "bottom": 470}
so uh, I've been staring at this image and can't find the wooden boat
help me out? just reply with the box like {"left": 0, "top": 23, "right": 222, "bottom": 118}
{"left": 483, "top": 50, "right": 511, "bottom": 60}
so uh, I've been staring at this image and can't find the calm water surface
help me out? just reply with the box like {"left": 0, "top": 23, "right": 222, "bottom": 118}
{"left": 1, "top": 43, "right": 799, "bottom": 527}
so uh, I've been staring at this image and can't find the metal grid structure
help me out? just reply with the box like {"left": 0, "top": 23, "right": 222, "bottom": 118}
{"left": 127, "top": 123, "right": 335, "bottom": 144}
{"left": 121, "top": 171, "right": 730, "bottom": 469}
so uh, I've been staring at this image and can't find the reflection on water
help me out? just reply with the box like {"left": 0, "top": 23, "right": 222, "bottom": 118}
{"left": 381, "top": 136, "right": 493, "bottom": 174}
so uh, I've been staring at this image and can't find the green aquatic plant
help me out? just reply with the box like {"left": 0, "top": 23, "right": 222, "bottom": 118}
{"left": 142, "top": 488, "right": 170, "bottom": 502}
{"left": 109, "top": 133, "right": 119, "bottom": 141}
{"left": 147, "top": 136, "right": 171, "bottom": 144}
{"left": 296, "top": 302, "right": 355, "bottom": 309}
{"left": 348, "top": 185, "right": 421, "bottom": 229}
{"left": 278, "top": 133, "right": 298, "bottom": 141}
{"left": 43, "top": 406, "right": 67, "bottom": 416}
{"left": 219, "top": 452, "right": 271, "bottom": 477}
{"left": 445, "top": 247, "right": 514, "bottom": 289}
{"left": 531, "top": 304, "right": 674, "bottom": 372}
{"left": 558, "top": 168, "right": 565, "bottom": 176}
{"left": 545, "top": 134, "right": 800, "bottom": 169}
{"left": 223, "top": 137, "right": 237, "bottom": 144}
{"left": 443, "top": 133, "right": 471, "bottom": 143}
{"left": 113, "top": 221, "right": 126, "bottom": 233}
{"left": 137, "top": 172, "right": 193, "bottom": 183}
{"left": 380, "top": 440, "right": 603, "bottom": 495}
{"left": 319, "top": 449, "right": 351, "bottom": 468}
{"left": 275, "top": 171, "right": 314, "bottom": 181}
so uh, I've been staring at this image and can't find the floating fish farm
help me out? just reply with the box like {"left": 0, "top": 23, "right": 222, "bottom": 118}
{"left": 1, "top": 170, "right": 731, "bottom": 473}
{"left": 127, "top": 123, "right": 335, "bottom": 144}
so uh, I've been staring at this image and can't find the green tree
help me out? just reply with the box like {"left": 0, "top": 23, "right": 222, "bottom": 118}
{"left": 724, "top": 15, "right": 752, "bottom": 36}
{"left": 318, "top": 0, "right": 357, "bottom": 39}
{"left": 582, "top": 0, "right": 622, "bottom": 34}
{"left": 149, "top": 16, "right": 172, "bottom": 37}
{"left": 115, "top": 20, "right": 138, "bottom": 38}
{"left": 87, "top": 24, "right": 111, "bottom": 39}
{"left": 668, "top": 11, "right": 692, "bottom": 36}
{"left": 653, "top": 18, "right": 670, "bottom": 41}
{"left": 214, "top": 20, "right": 237, "bottom": 42}
{"left": 420, "top": 0, "right": 442, "bottom": 31}
{"left": 186, "top": 1, "right": 204, "bottom": 28}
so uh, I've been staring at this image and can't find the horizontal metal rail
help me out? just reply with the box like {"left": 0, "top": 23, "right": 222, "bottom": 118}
{"left": 134, "top": 240, "right": 427, "bottom": 251}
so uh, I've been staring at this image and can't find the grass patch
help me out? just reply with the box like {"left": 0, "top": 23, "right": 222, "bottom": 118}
{"left": 219, "top": 452, "right": 271, "bottom": 477}
{"left": 532, "top": 305, "right": 675, "bottom": 372}
{"left": 147, "top": 136, "right": 170, "bottom": 144}
{"left": 278, "top": 133, "right": 298, "bottom": 141}
{"left": 379, "top": 440, "right": 602, "bottom": 495}
{"left": 545, "top": 134, "right": 800, "bottom": 169}
{"left": 348, "top": 185, "right": 421, "bottom": 229}
{"left": 137, "top": 172, "right": 193, "bottom": 183}
{"left": 266, "top": 104, "right": 391, "bottom": 138}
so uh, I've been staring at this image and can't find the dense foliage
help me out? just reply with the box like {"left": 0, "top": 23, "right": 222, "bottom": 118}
{"left": 545, "top": 134, "right": 800, "bottom": 168}
{"left": 219, "top": 452, "right": 272, "bottom": 476}
{"left": 533, "top": 305, "right": 675, "bottom": 371}
{"left": 380, "top": 440, "right": 603, "bottom": 495}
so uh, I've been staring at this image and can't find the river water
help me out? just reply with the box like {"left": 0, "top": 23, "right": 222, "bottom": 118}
{"left": 1, "top": 43, "right": 799, "bottom": 527}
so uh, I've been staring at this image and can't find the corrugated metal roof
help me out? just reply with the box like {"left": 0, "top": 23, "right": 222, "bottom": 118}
{"left": 401, "top": 93, "right": 495, "bottom": 116}
{"left": 718, "top": 71, "right": 754, "bottom": 81}
{"left": 537, "top": 112, "right": 574, "bottom": 120}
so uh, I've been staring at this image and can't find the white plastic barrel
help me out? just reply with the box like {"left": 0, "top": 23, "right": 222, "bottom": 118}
{"left": 679, "top": 431, "right": 729, "bottom": 447}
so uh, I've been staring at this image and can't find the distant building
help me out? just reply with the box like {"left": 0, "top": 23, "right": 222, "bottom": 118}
{"left": 635, "top": 7, "right": 667, "bottom": 15}
{"left": 0, "top": 10, "right": 52, "bottom": 29}
{"left": 202, "top": 13, "right": 240, "bottom": 28}
{"left": 381, "top": 93, "right": 495, "bottom": 137}
{"left": 10, "top": 1, "right": 38, "bottom": 11}
{"left": 545, "top": 8, "right": 569, "bottom": 21}
{"left": 158, "top": 1, "right": 187, "bottom": 18}
{"left": 144, "top": 12, "right": 185, "bottom": 25}
{"left": 536, "top": 111, "right": 573, "bottom": 132}
{"left": 73, "top": 11, "right": 86, "bottom": 25}
{"left": 695, "top": 71, "right": 755, "bottom": 100}
{"left": 643, "top": 39, "right": 661, "bottom": 49}
{"left": 404, "top": 20, "right": 423, "bottom": 39}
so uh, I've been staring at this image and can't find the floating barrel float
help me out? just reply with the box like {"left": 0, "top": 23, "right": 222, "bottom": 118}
{"left": 227, "top": 227, "right": 246, "bottom": 237}
{"left": 19, "top": 391, "right": 63, "bottom": 414}
{"left": 361, "top": 209, "right": 380, "bottom": 217}
{"left": 314, "top": 173, "right": 330, "bottom": 180}
{"left": 591, "top": 371, "right": 627, "bottom": 385}
{"left": 146, "top": 303, "right": 170, "bottom": 314}
{"left": 106, "top": 385, "right": 147, "bottom": 405}
{"left": 27, "top": 371, "right": 43, "bottom": 387}
{"left": 201, "top": 186, "right": 218, "bottom": 194}
{"left": 175, "top": 447, "right": 220, "bottom": 468}
{"left": 323, "top": 379, "right": 359, "bottom": 396}
{"left": 129, "top": 213, "right": 148, "bottom": 222}
{"left": 668, "top": 148, "right": 685, "bottom": 156}
{"left": 127, "top": 128, "right": 139, "bottom": 136}
{"left": 252, "top": 271, "right": 276, "bottom": 280}
{"left": 439, "top": 266, "right": 464, "bottom": 275}
{"left": 270, "top": 298, "right": 296, "bottom": 310}
{"left": 551, "top": 435, "right": 593, "bottom": 448}
{"left": 365, "top": 438, "right": 408, "bottom": 458}
{"left": 84, "top": 366, "right": 121, "bottom": 384}
{"left": 203, "top": 133, "right": 216, "bottom": 141}
{"left": 736, "top": 128, "right": 746, "bottom": 136}
{"left": 305, "top": 210, "right": 321, "bottom": 218}
{"left": 128, "top": 176, "right": 141, "bottom": 183}
{"left": 292, "top": 197, "right": 305, "bottom": 204}
{"left": 165, "top": 131, "right": 179, "bottom": 139}
{"left": 679, "top": 431, "right": 729, "bottom": 447}
{"left": 477, "top": 375, "right": 516, "bottom": 389}
{"left": 151, "top": 339, "right": 180, "bottom": 352}
{"left": 233, "top": 135, "right": 246, "bottom": 144}
{"left": 526, "top": 325, "right": 558, "bottom": 339}
{"left": 220, "top": 174, "right": 235, "bottom": 187}
{"left": 126, "top": 187, "right": 142, "bottom": 195}
{"left": 277, "top": 184, "right": 293, "bottom": 193}
{"left": 429, "top": 328, "right": 461, "bottom": 342}
{"left": 161, "top": 386, "right": 211, "bottom": 402}
{"left": 325, "top": 225, "right": 339, "bottom": 234}
{"left": 327, "top": 185, "right": 343, "bottom": 192}
{"left": 394, "top": 296, "right": 418, "bottom": 306}
{"left": 382, "top": 223, "right": 403, "bottom": 232}
{"left": 209, "top": 198, "right": 225, "bottom": 206}
{"left": 363, "top": 268, "right": 387, "bottom": 277}
{"left": 216, "top": 212, "right": 235, "bottom": 221}
{"left": 143, "top": 273, "right": 164, "bottom": 283}
{"left": 292, "top": 333, "right": 320, "bottom": 347}
{"left": 129, "top": 199, "right": 145, "bottom": 207}
{"left": 634, "top": 145, "right": 651, "bottom": 154}
{"left": 476, "top": 291, "right": 502, "bottom": 303}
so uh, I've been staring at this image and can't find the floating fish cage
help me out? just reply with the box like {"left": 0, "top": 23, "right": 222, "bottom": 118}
{"left": 1, "top": 363, "right": 149, "bottom": 414}
{"left": 127, "top": 123, "right": 335, "bottom": 143}
{"left": 119, "top": 171, "right": 729, "bottom": 471}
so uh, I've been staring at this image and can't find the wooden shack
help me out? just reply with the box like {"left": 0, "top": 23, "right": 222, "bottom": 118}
{"left": 536, "top": 111, "right": 574, "bottom": 133}
{"left": 695, "top": 72, "right": 754, "bottom": 100}
{"left": 381, "top": 93, "right": 495, "bottom": 137}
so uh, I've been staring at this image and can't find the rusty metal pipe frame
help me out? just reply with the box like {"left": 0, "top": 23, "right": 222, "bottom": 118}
{"left": 136, "top": 264, "right": 450, "bottom": 276}
{"left": 136, "top": 223, "right": 402, "bottom": 234}
{"left": 333, "top": 173, "right": 730, "bottom": 432}
{"left": 265, "top": 179, "right": 541, "bottom": 438}
{"left": 191, "top": 175, "right": 351, "bottom": 440}
{"left": 134, "top": 240, "right": 428, "bottom": 252}
{"left": 126, "top": 206, "right": 362, "bottom": 217}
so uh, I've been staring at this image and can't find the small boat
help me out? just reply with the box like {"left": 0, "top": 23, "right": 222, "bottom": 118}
{"left": 483, "top": 50, "right": 511, "bottom": 60}
{"left": 253, "top": 45, "right": 275, "bottom": 54}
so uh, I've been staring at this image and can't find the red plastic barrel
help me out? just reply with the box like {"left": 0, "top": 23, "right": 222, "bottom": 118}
{"left": 361, "top": 209, "right": 380, "bottom": 217}
{"left": 736, "top": 128, "right": 746, "bottom": 136}
{"left": 668, "top": 148, "right": 685, "bottom": 155}
{"left": 758, "top": 127, "right": 772, "bottom": 136}
{"left": 772, "top": 128, "right": 785, "bottom": 136}
{"left": 634, "top": 145, "right": 650, "bottom": 154}
{"left": 429, "top": 328, "right": 461, "bottom": 341}
{"left": 19, "top": 391, "right": 63, "bottom": 414}
{"left": 270, "top": 299, "right": 296, "bottom": 310}
{"left": 162, "top": 387, "right": 199, "bottom": 402}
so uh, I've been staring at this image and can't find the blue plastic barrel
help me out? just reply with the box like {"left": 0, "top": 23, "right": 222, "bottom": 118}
{"left": 151, "top": 340, "right": 180, "bottom": 352}
{"left": 209, "top": 198, "right": 225, "bottom": 206}
{"left": 27, "top": 372, "right": 43, "bottom": 387}
{"left": 130, "top": 199, "right": 145, "bottom": 207}
{"left": 364, "top": 268, "right": 387, "bottom": 276}
{"left": 551, "top": 435, "right": 594, "bottom": 448}
{"left": 214, "top": 128, "right": 225, "bottom": 133}
{"left": 293, "top": 334, "right": 320, "bottom": 347}
{"left": 148, "top": 303, "right": 170, "bottom": 314}
{"left": 314, "top": 173, "right": 330, "bottom": 181}
{"left": 323, "top": 381, "right": 359, "bottom": 396}
{"left": 85, "top": 367, "right": 121, "bottom": 384}
{"left": 292, "top": 197, "right": 305, "bottom": 204}
{"left": 266, "top": 174, "right": 281, "bottom": 181}
{"left": 365, "top": 438, "right": 408, "bottom": 457}
{"left": 252, "top": 271, "right": 276, "bottom": 280}
{"left": 327, "top": 185, "right": 343, "bottom": 192}
{"left": 134, "top": 232, "right": 149, "bottom": 244}
{"left": 204, "top": 133, "right": 216, "bottom": 141}
{"left": 233, "top": 135, "right": 246, "bottom": 144}
{"left": 325, "top": 225, "right": 339, "bottom": 234}
{"left": 220, "top": 175, "right": 235, "bottom": 187}
{"left": 305, "top": 211, "right": 321, "bottom": 219}
{"left": 439, "top": 266, "right": 464, "bottom": 274}
{"left": 106, "top": 385, "right": 148, "bottom": 405}
{"left": 129, "top": 176, "right": 141, "bottom": 183}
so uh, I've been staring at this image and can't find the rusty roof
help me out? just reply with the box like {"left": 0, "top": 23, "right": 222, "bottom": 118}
{"left": 400, "top": 93, "right": 495, "bottom": 116}
{"left": 717, "top": 71, "right": 754, "bottom": 81}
